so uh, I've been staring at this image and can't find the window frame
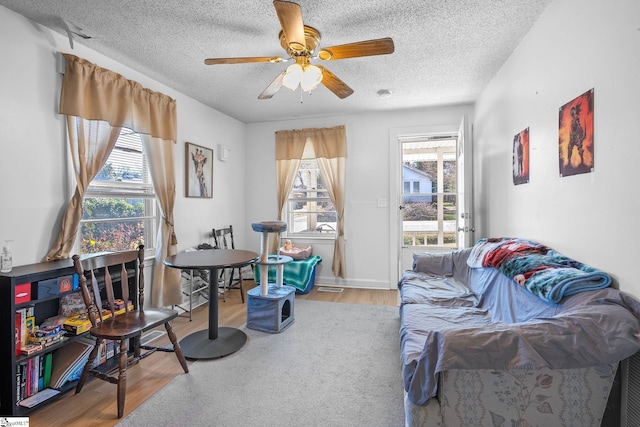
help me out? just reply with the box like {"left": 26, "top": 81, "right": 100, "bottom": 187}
{"left": 284, "top": 159, "right": 337, "bottom": 239}
{"left": 77, "top": 129, "right": 158, "bottom": 257}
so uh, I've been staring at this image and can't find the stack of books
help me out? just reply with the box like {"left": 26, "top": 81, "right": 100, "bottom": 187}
{"left": 16, "top": 352, "right": 53, "bottom": 403}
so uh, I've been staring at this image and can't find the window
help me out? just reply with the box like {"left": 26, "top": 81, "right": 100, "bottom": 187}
{"left": 403, "top": 180, "right": 422, "bottom": 194}
{"left": 285, "top": 159, "right": 336, "bottom": 236}
{"left": 80, "top": 129, "right": 157, "bottom": 255}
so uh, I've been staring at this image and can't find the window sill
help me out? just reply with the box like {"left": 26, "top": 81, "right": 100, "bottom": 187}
{"left": 285, "top": 235, "right": 335, "bottom": 242}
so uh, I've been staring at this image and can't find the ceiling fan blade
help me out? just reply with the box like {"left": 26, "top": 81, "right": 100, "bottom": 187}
{"left": 318, "top": 38, "right": 395, "bottom": 61}
{"left": 205, "top": 56, "right": 283, "bottom": 65}
{"left": 258, "top": 72, "right": 286, "bottom": 99}
{"left": 273, "top": 0, "right": 306, "bottom": 52}
{"left": 318, "top": 66, "right": 354, "bottom": 99}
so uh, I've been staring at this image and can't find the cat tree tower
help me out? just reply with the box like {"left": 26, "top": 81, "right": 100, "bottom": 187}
{"left": 246, "top": 221, "right": 295, "bottom": 333}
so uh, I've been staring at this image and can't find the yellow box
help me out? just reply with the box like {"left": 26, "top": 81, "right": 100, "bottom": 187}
{"left": 62, "top": 314, "right": 92, "bottom": 335}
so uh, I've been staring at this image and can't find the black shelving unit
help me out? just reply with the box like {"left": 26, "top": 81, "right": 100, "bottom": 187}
{"left": 0, "top": 256, "right": 137, "bottom": 416}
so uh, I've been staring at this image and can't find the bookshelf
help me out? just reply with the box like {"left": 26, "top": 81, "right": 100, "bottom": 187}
{"left": 0, "top": 256, "right": 137, "bottom": 416}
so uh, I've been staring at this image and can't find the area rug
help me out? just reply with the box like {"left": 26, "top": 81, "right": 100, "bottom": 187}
{"left": 117, "top": 299, "right": 404, "bottom": 427}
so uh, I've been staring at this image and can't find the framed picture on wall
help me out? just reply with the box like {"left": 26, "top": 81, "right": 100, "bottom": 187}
{"left": 513, "top": 127, "right": 529, "bottom": 185}
{"left": 185, "top": 142, "right": 213, "bottom": 198}
{"left": 559, "top": 88, "right": 594, "bottom": 177}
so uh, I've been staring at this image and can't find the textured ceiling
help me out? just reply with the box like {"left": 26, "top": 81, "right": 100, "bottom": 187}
{"left": 0, "top": 0, "right": 552, "bottom": 123}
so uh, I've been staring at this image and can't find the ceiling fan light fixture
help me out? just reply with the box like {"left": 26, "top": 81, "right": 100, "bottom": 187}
{"left": 282, "top": 63, "right": 303, "bottom": 90}
{"left": 300, "top": 64, "right": 323, "bottom": 92}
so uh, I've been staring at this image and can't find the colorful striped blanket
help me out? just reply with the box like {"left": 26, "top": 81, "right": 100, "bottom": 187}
{"left": 467, "top": 237, "right": 611, "bottom": 303}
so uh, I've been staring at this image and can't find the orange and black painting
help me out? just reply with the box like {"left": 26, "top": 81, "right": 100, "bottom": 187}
{"left": 513, "top": 127, "right": 529, "bottom": 185}
{"left": 559, "top": 89, "right": 594, "bottom": 177}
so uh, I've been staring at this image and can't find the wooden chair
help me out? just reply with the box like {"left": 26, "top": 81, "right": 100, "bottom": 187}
{"left": 213, "top": 225, "right": 252, "bottom": 302}
{"left": 72, "top": 245, "right": 189, "bottom": 418}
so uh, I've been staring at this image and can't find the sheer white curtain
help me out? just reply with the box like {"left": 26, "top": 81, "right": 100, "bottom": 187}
{"left": 274, "top": 125, "right": 347, "bottom": 277}
{"left": 316, "top": 155, "right": 346, "bottom": 277}
{"left": 45, "top": 118, "right": 121, "bottom": 261}
{"left": 47, "top": 54, "right": 180, "bottom": 307}
{"left": 141, "top": 135, "right": 181, "bottom": 307}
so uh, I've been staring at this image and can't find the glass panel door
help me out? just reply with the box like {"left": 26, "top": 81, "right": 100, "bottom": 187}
{"left": 401, "top": 136, "right": 458, "bottom": 252}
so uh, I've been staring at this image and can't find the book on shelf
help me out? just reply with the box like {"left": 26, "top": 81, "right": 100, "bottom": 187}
{"left": 18, "top": 387, "right": 60, "bottom": 408}
{"left": 49, "top": 340, "right": 93, "bottom": 390}
{"left": 25, "top": 316, "right": 35, "bottom": 336}
{"left": 15, "top": 312, "right": 21, "bottom": 356}
{"left": 31, "top": 355, "right": 39, "bottom": 396}
{"left": 43, "top": 352, "right": 52, "bottom": 389}
{"left": 26, "top": 358, "right": 32, "bottom": 397}
{"left": 15, "top": 305, "right": 35, "bottom": 352}
{"left": 38, "top": 352, "right": 45, "bottom": 391}
{"left": 15, "top": 355, "right": 40, "bottom": 401}
{"left": 16, "top": 308, "right": 26, "bottom": 352}
{"left": 17, "top": 362, "right": 26, "bottom": 401}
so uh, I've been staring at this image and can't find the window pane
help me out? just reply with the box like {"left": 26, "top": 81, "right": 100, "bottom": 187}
{"left": 83, "top": 197, "right": 147, "bottom": 220}
{"left": 94, "top": 130, "right": 146, "bottom": 183}
{"left": 401, "top": 195, "right": 457, "bottom": 247}
{"left": 444, "top": 160, "right": 456, "bottom": 192}
{"left": 286, "top": 159, "right": 336, "bottom": 236}
{"left": 80, "top": 129, "right": 156, "bottom": 255}
{"left": 81, "top": 218, "right": 147, "bottom": 253}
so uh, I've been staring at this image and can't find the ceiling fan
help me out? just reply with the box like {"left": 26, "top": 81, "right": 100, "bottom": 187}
{"left": 204, "top": 0, "right": 394, "bottom": 100}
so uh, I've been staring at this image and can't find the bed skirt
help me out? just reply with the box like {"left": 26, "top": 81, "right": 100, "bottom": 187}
{"left": 404, "top": 364, "right": 617, "bottom": 427}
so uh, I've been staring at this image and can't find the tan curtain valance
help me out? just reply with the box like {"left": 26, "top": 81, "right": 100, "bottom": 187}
{"left": 61, "top": 53, "right": 177, "bottom": 142}
{"left": 275, "top": 125, "right": 346, "bottom": 160}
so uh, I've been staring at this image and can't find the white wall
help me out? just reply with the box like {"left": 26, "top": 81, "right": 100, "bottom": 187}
{"left": 0, "top": 6, "right": 246, "bottom": 267}
{"left": 245, "top": 104, "right": 473, "bottom": 289}
{"left": 474, "top": 0, "right": 640, "bottom": 296}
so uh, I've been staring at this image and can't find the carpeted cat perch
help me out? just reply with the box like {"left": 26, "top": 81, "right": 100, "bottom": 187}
{"left": 247, "top": 221, "right": 295, "bottom": 333}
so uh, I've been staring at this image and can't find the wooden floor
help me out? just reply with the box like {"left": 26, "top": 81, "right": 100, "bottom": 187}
{"left": 28, "top": 284, "right": 398, "bottom": 427}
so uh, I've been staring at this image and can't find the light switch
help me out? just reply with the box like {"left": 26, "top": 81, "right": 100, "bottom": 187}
{"left": 219, "top": 145, "right": 230, "bottom": 161}
{"left": 377, "top": 198, "right": 388, "bottom": 208}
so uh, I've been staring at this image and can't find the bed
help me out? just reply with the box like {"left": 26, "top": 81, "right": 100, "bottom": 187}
{"left": 399, "top": 238, "right": 640, "bottom": 426}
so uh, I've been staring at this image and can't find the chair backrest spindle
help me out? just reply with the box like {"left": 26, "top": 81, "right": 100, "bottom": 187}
{"left": 90, "top": 270, "right": 105, "bottom": 322}
{"left": 136, "top": 245, "right": 145, "bottom": 312}
{"left": 212, "top": 226, "right": 235, "bottom": 250}
{"left": 72, "top": 246, "right": 144, "bottom": 327}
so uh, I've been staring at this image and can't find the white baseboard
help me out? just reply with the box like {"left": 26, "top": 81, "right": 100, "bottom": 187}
{"left": 315, "top": 276, "right": 395, "bottom": 290}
